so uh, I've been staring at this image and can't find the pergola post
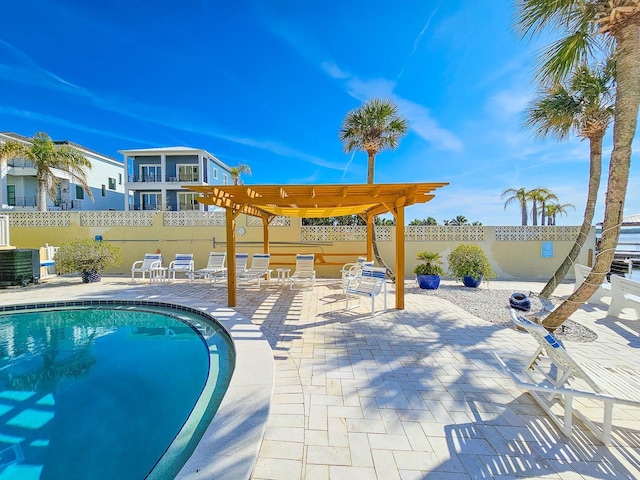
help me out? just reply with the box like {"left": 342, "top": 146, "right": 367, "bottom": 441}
{"left": 366, "top": 216, "right": 374, "bottom": 261}
{"left": 225, "top": 208, "right": 237, "bottom": 307}
{"left": 394, "top": 206, "right": 405, "bottom": 310}
{"left": 262, "top": 218, "right": 270, "bottom": 253}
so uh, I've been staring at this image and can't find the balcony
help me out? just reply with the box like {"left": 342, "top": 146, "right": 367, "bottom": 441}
{"left": 127, "top": 174, "right": 201, "bottom": 183}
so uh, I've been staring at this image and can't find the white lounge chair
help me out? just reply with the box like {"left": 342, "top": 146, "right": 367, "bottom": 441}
{"left": 344, "top": 265, "right": 387, "bottom": 317}
{"left": 492, "top": 309, "right": 640, "bottom": 445}
{"left": 193, "top": 252, "right": 227, "bottom": 283}
{"left": 608, "top": 275, "right": 640, "bottom": 319}
{"left": 131, "top": 253, "right": 164, "bottom": 282}
{"left": 290, "top": 254, "right": 316, "bottom": 290}
{"left": 168, "top": 253, "right": 195, "bottom": 281}
{"left": 573, "top": 263, "right": 612, "bottom": 303}
{"left": 239, "top": 253, "right": 272, "bottom": 287}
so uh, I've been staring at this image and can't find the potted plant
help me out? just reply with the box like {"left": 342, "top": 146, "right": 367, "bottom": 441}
{"left": 447, "top": 244, "right": 496, "bottom": 287}
{"left": 55, "top": 239, "right": 122, "bottom": 283}
{"left": 413, "top": 251, "right": 445, "bottom": 289}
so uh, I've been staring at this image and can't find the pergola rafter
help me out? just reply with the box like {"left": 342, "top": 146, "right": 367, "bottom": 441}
{"left": 185, "top": 182, "right": 449, "bottom": 308}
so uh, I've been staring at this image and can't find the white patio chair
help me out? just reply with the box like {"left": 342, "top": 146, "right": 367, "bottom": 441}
{"left": 492, "top": 309, "right": 640, "bottom": 445}
{"left": 131, "top": 253, "right": 163, "bottom": 282}
{"left": 238, "top": 253, "right": 272, "bottom": 287}
{"left": 290, "top": 254, "right": 316, "bottom": 290}
{"left": 340, "top": 256, "right": 374, "bottom": 293}
{"left": 193, "top": 252, "right": 227, "bottom": 283}
{"left": 168, "top": 253, "right": 195, "bottom": 282}
{"left": 344, "top": 265, "right": 387, "bottom": 317}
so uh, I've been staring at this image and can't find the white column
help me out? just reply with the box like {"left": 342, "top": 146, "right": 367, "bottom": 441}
{"left": 160, "top": 154, "right": 166, "bottom": 182}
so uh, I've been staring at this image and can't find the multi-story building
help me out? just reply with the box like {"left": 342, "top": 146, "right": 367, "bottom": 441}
{"left": 0, "top": 132, "right": 126, "bottom": 211}
{"left": 119, "top": 146, "right": 232, "bottom": 211}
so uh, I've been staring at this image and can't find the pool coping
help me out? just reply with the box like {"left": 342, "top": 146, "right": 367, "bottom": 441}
{"left": 0, "top": 297, "right": 274, "bottom": 480}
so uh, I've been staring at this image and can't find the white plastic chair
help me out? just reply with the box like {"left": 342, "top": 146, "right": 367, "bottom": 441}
{"left": 168, "top": 253, "right": 195, "bottom": 281}
{"left": 344, "top": 265, "right": 387, "bottom": 317}
{"left": 239, "top": 253, "right": 272, "bottom": 287}
{"left": 131, "top": 253, "right": 163, "bottom": 282}
{"left": 341, "top": 256, "right": 374, "bottom": 293}
{"left": 193, "top": 252, "right": 227, "bottom": 283}
{"left": 290, "top": 254, "right": 316, "bottom": 290}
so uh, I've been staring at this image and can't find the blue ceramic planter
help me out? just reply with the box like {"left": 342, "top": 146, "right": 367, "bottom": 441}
{"left": 417, "top": 274, "right": 440, "bottom": 290}
{"left": 462, "top": 275, "right": 483, "bottom": 288}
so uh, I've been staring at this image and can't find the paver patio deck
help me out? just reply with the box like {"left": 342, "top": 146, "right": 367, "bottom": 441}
{"left": 1, "top": 275, "right": 639, "bottom": 479}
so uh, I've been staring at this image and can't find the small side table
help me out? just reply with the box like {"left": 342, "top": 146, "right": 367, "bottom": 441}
{"left": 276, "top": 268, "right": 291, "bottom": 285}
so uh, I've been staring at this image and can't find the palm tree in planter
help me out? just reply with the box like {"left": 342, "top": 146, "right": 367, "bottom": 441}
{"left": 447, "top": 244, "right": 496, "bottom": 288}
{"left": 55, "top": 239, "right": 122, "bottom": 283}
{"left": 413, "top": 251, "right": 445, "bottom": 290}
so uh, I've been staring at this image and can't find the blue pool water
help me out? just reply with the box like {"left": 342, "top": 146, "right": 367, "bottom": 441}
{"left": 0, "top": 303, "right": 234, "bottom": 480}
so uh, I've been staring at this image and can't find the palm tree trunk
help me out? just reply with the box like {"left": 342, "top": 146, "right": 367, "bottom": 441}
{"left": 366, "top": 151, "right": 396, "bottom": 279}
{"left": 38, "top": 178, "right": 48, "bottom": 212}
{"left": 542, "top": 24, "right": 640, "bottom": 331}
{"left": 541, "top": 201, "right": 546, "bottom": 225}
{"left": 540, "top": 135, "right": 603, "bottom": 298}
{"left": 521, "top": 201, "right": 528, "bottom": 226}
{"left": 531, "top": 200, "right": 538, "bottom": 225}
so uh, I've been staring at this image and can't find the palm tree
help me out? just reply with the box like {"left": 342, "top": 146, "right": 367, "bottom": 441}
{"left": 538, "top": 190, "right": 559, "bottom": 225}
{"left": 545, "top": 202, "right": 575, "bottom": 225}
{"left": 527, "top": 188, "right": 556, "bottom": 226}
{"left": 516, "top": 0, "right": 640, "bottom": 331}
{"left": 229, "top": 163, "right": 251, "bottom": 185}
{"left": 6, "top": 132, "right": 93, "bottom": 211}
{"left": 339, "top": 98, "right": 409, "bottom": 278}
{"left": 525, "top": 63, "right": 614, "bottom": 297}
{"left": 501, "top": 187, "right": 530, "bottom": 225}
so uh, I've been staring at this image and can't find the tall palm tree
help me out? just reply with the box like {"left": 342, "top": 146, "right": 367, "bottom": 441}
{"left": 6, "top": 132, "right": 93, "bottom": 211}
{"left": 339, "top": 98, "right": 409, "bottom": 278}
{"left": 527, "top": 187, "right": 556, "bottom": 225}
{"left": 229, "top": 163, "right": 251, "bottom": 185}
{"left": 501, "top": 187, "right": 530, "bottom": 225}
{"left": 538, "top": 190, "right": 559, "bottom": 225}
{"left": 545, "top": 202, "right": 575, "bottom": 225}
{"left": 516, "top": 0, "right": 640, "bottom": 330}
{"left": 525, "top": 63, "right": 615, "bottom": 297}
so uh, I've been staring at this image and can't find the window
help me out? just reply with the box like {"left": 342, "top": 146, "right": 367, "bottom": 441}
{"left": 178, "top": 192, "right": 199, "bottom": 211}
{"left": 140, "top": 165, "right": 161, "bottom": 182}
{"left": 141, "top": 193, "right": 161, "bottom": 210}
{"left": 7, "top": 185, "right": 15, "bottom": 206}
{"left": 101, "top": 185, "right": 106, "bottom": 197}
{"left": 178, "top": 164, "right": 199, "bottom": 182}
{"left": 76, "top": 185, "right": 85, "bottom": 200}
{"left": 118, "top": 173, "right": 122, "bottom": 185}
{"left": 223, "top": 173, "right": 228, "bottom": 185}
{"left": 213, "top": 167, "right": 218, "bottom": 179}
{"left": 108, "top": 177, "right": 116, "bottom": 190}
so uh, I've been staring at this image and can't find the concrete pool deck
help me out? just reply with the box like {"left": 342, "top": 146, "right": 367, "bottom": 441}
{"left": 2, "top": 276, "right": 640, "bottom": 479}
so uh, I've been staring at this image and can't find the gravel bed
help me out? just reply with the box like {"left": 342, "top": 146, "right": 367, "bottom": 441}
{"left": 408, "top": 283, "right": 597, "bottom": 343}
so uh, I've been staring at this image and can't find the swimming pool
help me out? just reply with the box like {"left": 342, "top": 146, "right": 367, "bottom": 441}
{"left": 0, "top": 301, "right": 235, "bottom": 480}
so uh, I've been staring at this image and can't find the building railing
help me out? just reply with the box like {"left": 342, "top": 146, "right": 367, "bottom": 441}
{"left": 7, "top": 159, "right": 35, "bottom": 168}
{"left": 7, "top": 196, "right": 38, "bottom": 208}
{"left": 127, "top": 175, "right": 200, "bottom": 183}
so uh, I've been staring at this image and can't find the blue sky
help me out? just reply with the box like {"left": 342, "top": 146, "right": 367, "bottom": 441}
{"left": 1, "top": 0, "right": 638, "bottom": 225}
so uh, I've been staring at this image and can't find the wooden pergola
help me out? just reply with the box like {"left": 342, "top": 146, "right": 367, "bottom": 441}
{"left": 187, "top": 182, "right": 449, "bottom": 309}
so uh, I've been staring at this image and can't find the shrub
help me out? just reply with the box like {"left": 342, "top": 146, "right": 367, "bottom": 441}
{"left": 447, "top": 244, "right": 496, "bottom": 281}
{"left": 55, "top": 239, "right": 122, "bottom": 275}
